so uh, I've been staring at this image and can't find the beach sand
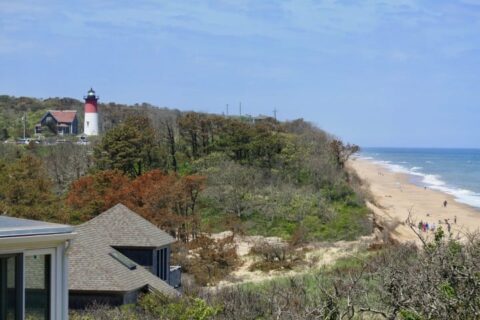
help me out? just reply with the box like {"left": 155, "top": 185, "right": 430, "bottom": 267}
{"left": 349, "top": 158, "right": 480, "bottom": 243}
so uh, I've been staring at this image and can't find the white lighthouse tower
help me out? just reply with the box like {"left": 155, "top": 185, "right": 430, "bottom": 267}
{"left": 84, "top": 88, "right": 99, "bottom": 136}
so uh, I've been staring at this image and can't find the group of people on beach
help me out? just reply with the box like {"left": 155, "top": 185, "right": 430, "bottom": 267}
{"left": 418, "top": 215, "right": 456, "bottom": 233}
{"left": 418, "top": 221, "right": 436, "bottom": 232}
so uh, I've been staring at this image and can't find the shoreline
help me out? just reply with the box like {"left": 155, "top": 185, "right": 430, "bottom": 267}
{"left": 349, "top": 158, "right": 480, "bottom": 243}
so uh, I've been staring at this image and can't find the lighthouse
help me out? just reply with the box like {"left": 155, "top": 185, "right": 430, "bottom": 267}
{"left": 84, "top": 88, "right": 99, "bottom": 136}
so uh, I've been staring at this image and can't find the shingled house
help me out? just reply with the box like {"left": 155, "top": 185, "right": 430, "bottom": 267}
{"left": 35, "top": 110, "right": 78, "bottom": 135}
{"left": 68, "top": 204, "right": 180, "bottom": 309}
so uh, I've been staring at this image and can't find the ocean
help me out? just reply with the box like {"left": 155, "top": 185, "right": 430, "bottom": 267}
{"left": 359, "top": 148, "right": 480, "bottom": 209}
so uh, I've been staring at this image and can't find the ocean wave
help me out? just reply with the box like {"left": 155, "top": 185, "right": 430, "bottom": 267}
{"left": 368, "top": 158, "right": 480, "bottom": 208}
{"left": 422, "top": 174, "right": 445, "bottom": 187}
{"left": 357, "top": 156, "right": 374, "bottom": 160}
{"left": 428, "top": 185, "right": 480, "bottom": 208}
{"left": 372, "top": 160, "right": 419, "bottom": 176}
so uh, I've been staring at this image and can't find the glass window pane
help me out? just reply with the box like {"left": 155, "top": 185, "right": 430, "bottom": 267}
{"left": 6, "top": 257, "right": 16, "bottom": 320}
{"left": 1, "top": 256, "right": 17, "bottom": 320}
{"left": 25, "top": 254, "right": 51, "bottom": 320}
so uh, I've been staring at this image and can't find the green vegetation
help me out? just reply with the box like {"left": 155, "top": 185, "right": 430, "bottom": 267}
{"left": 4, "top": 95, "right": 478, "bottom": 319}
{"left": 0, "top": 95, "right": 372, "bottom": 288}
{"left": 70, "top": 294, "right": 221, "bottom": 320}
{"left": 71, "top": 230, "right": 480, "bottom": 319}
{"left": 219, "top": 230, "right": 480, "bottom": 319}
{"left": 0, "top": 96, "right": 370, "bottom": 243}
{"left": 0, "top": 95, "right": 178, "bottom": 140}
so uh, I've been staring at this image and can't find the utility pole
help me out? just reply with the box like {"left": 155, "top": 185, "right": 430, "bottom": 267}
{"left": 273, "top": 108, "right": 278, "bottom": 120}
{"left": 226, "top": 104, "right": 229, "bottom": 117}
{"left": 239, "top": 102, "right": 242, "bottom": 116}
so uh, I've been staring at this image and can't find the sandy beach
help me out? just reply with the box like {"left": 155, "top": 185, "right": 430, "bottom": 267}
{"left": 349, "top": 158, "right": 480, "bottom": 243}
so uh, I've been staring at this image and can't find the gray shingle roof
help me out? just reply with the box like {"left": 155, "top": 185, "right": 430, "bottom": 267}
{"left": 77, "top": 203, "right": 175, "bottom": 247}
{"left": 68, "top": 204, "right": 178, "bottom": 296}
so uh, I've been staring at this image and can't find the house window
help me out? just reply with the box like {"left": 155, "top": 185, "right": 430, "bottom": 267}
{"left": 0, "top": 254, "right": 22, "bottom": 320}
{"left": 25, "top": 254, "right": 51, "bottom": 320}
{"left": 0, "top": 252, "right": 53, "bottom": 320}
{"left": 114, "top": 248, "right": 152, "bottom": 269}
{"left": 157, "top": 248, "right": 168, "bottom": 281}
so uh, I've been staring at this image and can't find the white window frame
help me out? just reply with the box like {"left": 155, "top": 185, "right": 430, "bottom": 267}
{"left": 25, "top": 248, "right": 56, "bottom": 320}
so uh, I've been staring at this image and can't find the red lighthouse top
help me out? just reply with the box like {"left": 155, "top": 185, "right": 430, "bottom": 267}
{"left": 84, "top": 88, "right": 99, "bottom": 113}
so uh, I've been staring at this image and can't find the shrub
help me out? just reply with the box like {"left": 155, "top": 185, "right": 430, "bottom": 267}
{"left": 70, "top": 294, "right": 220, "bottom": 320}
{"left": 249, "top": 241, "right": 305, "bottom": 272}
{"left": 183, "top": 235, "right": 239, "bottom": 286}
{"left": 139, "top": 293, "right": 221, "bottom": 320}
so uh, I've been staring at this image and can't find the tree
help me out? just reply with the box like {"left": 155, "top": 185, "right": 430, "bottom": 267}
{"left": 178, "top": 112, "right": 201, "bottom": 159}
{"left": 205, "top": 160, "right": 259, "bottom": 218}
{"left": 94, "top": 116, "right": 159, "bottom": 177}
{"left": 248, "top": 123, "right": 285, "bottom": 168}
{"left": 66, "top": 170, "right": 130, "bottom": 221}
{"left": 164, "top": 119, "right": 178, "bottom": 172}
{"left": 42, "top": 143, "right": 93, "bottom": 193}
{"left": 66, "top": 169, "right": 205, "bottom": 241}
{"left": 0, "top": 155, "right": 62, "bottom": 221}
{"left": 0, "top": 128, "right": 9, "bottom": 140}
{"left": 172, "top": 175, "right": 205, "bottom": 241}
{"left": 330, "top": 139, "right": 360, "bottom": 169}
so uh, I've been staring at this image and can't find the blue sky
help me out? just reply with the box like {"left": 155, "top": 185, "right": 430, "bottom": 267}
{"left": 1, "top": 0, "right": 480, "bottom": 147}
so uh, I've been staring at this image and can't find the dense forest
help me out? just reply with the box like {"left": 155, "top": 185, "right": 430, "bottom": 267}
{"left": 5, "top": 96, "right": 477, "bottom": 319}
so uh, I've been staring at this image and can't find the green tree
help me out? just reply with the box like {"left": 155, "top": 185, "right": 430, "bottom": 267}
{"left": 0, "top": 155, "right": 61, "bottom": 221}
{"left": 330, "top": 139, "right": 360, "bottom": 169}
{"left": 94, "top": 116, "right": 159, "bottom": 177}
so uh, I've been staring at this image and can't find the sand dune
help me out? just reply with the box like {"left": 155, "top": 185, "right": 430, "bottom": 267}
{"left": 349, "top": 158, "right": 480, "bottom": 243}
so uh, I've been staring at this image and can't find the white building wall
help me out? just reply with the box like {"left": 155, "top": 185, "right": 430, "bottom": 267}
{"left": 0, "top": 236, "right": 73, "bottom": 320}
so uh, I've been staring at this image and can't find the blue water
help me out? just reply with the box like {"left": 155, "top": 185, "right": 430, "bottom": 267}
{"left": 360, "top": 148, "right": 480, "bottom": 208}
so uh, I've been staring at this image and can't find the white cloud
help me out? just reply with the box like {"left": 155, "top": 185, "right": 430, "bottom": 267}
{"left": 1, "top": 0, "right": 480, "bottom": 61}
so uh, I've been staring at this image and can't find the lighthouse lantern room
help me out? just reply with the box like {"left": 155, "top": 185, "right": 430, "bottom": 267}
{"left": 84, "top": 88, "right": 99, "bottom": 136}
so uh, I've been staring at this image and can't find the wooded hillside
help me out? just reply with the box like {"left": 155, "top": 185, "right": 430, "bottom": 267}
{"left": 0, "top": 95, "right": 178, "bottom": 139}
{"left": 0, "top": 95, "right": 369, "bottom": 244}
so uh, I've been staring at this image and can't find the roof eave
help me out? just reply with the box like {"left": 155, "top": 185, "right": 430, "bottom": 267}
{"left": 0, "top": 232, "right": 76, "bottom": 245}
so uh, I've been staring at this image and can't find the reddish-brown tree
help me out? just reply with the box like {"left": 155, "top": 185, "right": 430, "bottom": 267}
{"left": 66, "top": 170, "right": 130, "bottom": 221}
{"left": 66, "top": 169, "right": 205, "bottom": 242}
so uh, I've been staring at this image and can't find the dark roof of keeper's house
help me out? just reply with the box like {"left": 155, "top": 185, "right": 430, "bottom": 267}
{"left": 0, "top": 216, "right": 74, "bottom": 238}
{"left": 47, "top": 110, "right": 77, "bottom": 123}
{"left": 68, "top": 204, "right": 178, "bottom": 296}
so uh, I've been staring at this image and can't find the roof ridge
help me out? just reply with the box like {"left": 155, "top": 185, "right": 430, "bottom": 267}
{"left": 78, "top": 203, "right": 129, "bottom": 226}
{"left": 76, "top": 203, "right": 175, "bottom": 247}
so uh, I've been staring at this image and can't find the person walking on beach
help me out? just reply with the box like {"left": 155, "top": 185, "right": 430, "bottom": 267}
{"left": 447, "top": 223, "right": 451, "bottom": 233}
{"left": 443, "top": 200, "right": 448, "bottom": 208}
{"left": 454, "top": 215, "right": 457, "bottom": 224}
